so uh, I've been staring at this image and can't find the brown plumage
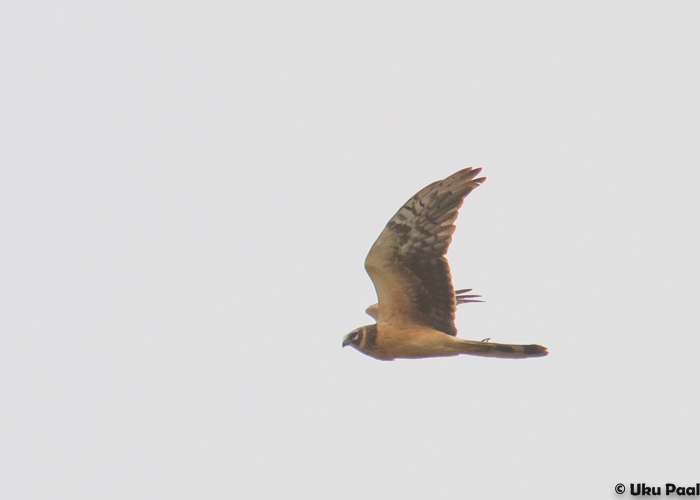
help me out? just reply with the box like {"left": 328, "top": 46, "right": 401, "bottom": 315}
{"left": 343, "top": 168, "right": 548, "bottom": 361}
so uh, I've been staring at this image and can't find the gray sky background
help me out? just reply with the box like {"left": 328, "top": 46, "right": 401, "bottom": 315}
{"left": 2, "top": 2, "right": 699, "bottom": 499}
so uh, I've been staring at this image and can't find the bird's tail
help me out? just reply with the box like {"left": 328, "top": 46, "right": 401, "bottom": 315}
{"left": 455, "top": 339, "right": 548, "bottom": 359}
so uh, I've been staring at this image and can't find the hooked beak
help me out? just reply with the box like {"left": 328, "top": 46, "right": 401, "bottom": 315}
{"left": 342, "top": 334, "right": 352, "bottom": 348}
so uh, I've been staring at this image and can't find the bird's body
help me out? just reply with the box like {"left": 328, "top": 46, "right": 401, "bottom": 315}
{"left": 343, "top": 168, "right": 548, "bottom": 361}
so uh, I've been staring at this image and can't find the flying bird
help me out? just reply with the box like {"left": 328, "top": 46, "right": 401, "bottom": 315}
{"left": 343, "top": 168, "right": 548, "bottom": 360}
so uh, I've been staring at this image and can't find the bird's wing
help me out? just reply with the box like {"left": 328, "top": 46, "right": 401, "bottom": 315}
{"left": 364, "top": 168, "right": 485, "bottom": 336}
{"left": 364, "top": 288, "right": 482, "bottom": 319}
{"left": 455, "top": 288, "right": 483, "bottom": 305}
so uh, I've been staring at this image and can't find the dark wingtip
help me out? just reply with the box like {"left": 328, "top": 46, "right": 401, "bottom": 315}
{"left": 456, "top": 287, "right": 484, "bottom": 305}
{"left": 455, "top": 289, "right": 481, "bottom": 298}
{"left": 452, "top": 168, "right": 485, "bottom": 184}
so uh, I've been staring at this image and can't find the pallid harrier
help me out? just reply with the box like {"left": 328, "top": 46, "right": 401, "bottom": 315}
{"left": 343, "top": 168, "right": 548, "bottom": 361}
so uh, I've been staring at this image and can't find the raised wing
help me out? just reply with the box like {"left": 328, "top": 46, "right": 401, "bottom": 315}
{"left": 365, "top": 288, "right": 482, "bottom": 320}
{"left": 364, "top": 168, "right": 485, "bottom": 336}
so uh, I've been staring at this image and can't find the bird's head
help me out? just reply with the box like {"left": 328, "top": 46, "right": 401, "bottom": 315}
{"left": 342, "top": 327, "right": 364, "bottom": 349}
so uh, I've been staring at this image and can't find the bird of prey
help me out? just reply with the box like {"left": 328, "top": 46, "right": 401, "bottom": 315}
{"left": 343, "top": 168, "right": 548, "bottom": 361}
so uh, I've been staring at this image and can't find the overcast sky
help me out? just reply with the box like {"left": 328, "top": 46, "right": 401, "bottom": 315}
{"left": 2, "top": 2, "right": 699, "bottom": 499}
